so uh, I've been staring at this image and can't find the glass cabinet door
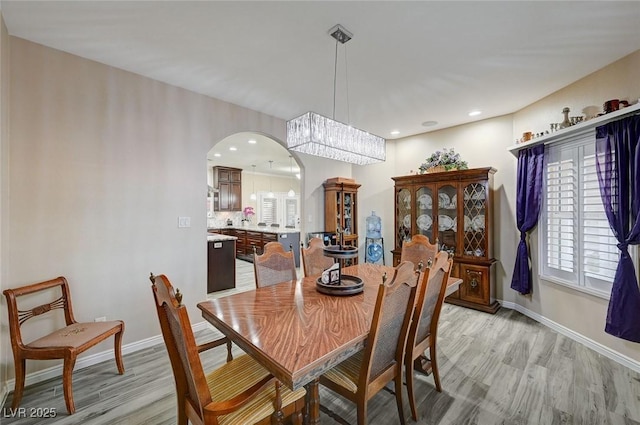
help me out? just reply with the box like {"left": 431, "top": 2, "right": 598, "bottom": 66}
{"left": 396, "top": 188, "right": 412, "bottom": 249}
{"left": 437, "top": 184, "right": 457, "bottom": 254}
{"left": 462, "top": 182, "right": 487, "bottom": 258}
{"left": 415, "top": 186, "right": 434, "bottom": 242}
{"left": 343, "top": 192, "right": 354, "bottom": 235}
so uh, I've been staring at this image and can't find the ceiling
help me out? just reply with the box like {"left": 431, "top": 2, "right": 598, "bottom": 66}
{"left": 3, "top": 1, "right": 640, "bottom": 172}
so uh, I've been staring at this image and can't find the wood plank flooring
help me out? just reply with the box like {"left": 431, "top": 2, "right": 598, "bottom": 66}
{"left": 2, "top": 259, "right": 639, "bottom": 424}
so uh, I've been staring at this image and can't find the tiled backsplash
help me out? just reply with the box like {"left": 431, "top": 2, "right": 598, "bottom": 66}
{"left": 207, "top": 211, "right": 244, "bottom": 228}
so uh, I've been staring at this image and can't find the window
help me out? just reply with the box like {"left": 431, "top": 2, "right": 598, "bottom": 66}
{"left": 539, "top": 135, "right": 623, "bottom": 298}
{"left": 258, "top": 192, "right": 300, "bottom": 227}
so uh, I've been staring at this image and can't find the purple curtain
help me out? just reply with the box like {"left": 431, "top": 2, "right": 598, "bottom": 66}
{"left": 595, "top": 115, "right": 640, "bottom": 343}
{"left": 510, "top": 144, "right": 545, "bottom": 295}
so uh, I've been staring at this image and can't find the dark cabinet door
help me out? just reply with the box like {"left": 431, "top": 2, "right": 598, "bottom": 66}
{"left": 207, "top": 240, "right": 236, "bottom": 292}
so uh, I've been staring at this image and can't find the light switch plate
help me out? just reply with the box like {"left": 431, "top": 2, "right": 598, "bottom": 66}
{"left": 178, "top": 216, "right": 191, "bottom": 228}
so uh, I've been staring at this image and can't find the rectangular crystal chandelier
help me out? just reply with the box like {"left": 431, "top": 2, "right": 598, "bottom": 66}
{"left": 286, "top": 112, "right": 386, "bottom": 166}
{"left": 286, "top": 25, "right": 386, "bottom": 166}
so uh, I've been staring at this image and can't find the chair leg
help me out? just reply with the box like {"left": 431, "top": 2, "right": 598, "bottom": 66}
{"left": 62, "top": 355, "right": 77, "bottom": 414}
{"left": 292, "top": 410, "right": 303, "bottom": 425}
{"left": 11, "top": 358, "right": 26, "bottom": 409}
{"left": 176, "top": 388, "right": 188, "bottom": 425}
{"left": 357, "top": 400, "right": 367, "bottom": 425}
{"left": 114, "top": 328, "right": 125, "bottom": 374}
{"left": 406, "top": 355, "right": 418, "bottom": 421}
{"left": 395, "top": 374, "right": 406, "bottom": 425}
{"left": 431, "top": 339, "right": 442, "bottom": 392}
{"left": 226, "top": 340, "right": 233, "bottom": 362}
{"left": 271, "top": 381, "right": 284, "bottom": 425}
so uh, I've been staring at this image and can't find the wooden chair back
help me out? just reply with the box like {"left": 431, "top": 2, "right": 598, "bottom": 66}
{"left": 3, "top": 277, "right": 124, "bottom": 414}
{"left": 253, "top": 242, "right": 296, "bottom": 288}
{"left": 301, "top": 237, "right": 334, "bottom": 277}
{"left": 410, "top": 250, "right": 452, "bottom": 353}
{"left": 318, "top": 261, "right": 421, "bottom": 424}
{"left": 400, "top": 234, "right": 438, "bottom": 270}
{"left": 149, "top": 273, "right": 306, "bottom": 425}
{"left": 363, "top": 261, "right": 420, "bottom": 385}
{"left": 150, "top": 274, "right": 213, "bottom": 418}
{"left": 404, "top": 250, "right": 452, "bottom": 420}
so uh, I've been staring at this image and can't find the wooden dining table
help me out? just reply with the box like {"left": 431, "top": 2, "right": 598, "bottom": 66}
{"left": 197, "top": 262, "right": 461, "bottom": 425}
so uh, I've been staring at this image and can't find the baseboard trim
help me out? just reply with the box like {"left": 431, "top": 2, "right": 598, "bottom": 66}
{"left": 500, "top": 300, "right": 640, "bottom": 374}
{"left": 2, "top": 322, "right": 209, "bottom": 394}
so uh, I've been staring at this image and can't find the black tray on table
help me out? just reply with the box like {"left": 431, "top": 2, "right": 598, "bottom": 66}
{"left": 316, "top": 274, "right": 364, "bottom": 296}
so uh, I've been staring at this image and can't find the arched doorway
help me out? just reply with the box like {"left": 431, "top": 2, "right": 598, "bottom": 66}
{"left": 206, "top": 131, "right": 304, "bottom": 233}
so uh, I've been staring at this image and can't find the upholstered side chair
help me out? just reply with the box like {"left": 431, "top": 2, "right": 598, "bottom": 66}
{"left": 404, "top": 250, "right": 452, "bottom": 421}
{"left": 3, "top": 277, "right": 125, "bottom": 414}
{"left": 253, "top": 242, "right": 297, "bottom": 288}
{"left": 400, "top": 234, "right": 438, "bottom": 270}
{"left": 301, "top": 237, "right": 335, "bottom": 277}
{"left": 319, "top": 261, "right": 420, "bottom": 425}
{"left": 149, "top": 273, "right": 306, "bottom": 425}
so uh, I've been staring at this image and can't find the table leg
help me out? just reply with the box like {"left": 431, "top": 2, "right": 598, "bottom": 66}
{"left": 304, "top": 378, "right": 320, "bottom": 425}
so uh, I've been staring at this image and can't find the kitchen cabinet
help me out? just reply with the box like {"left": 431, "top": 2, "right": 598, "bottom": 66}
{"left": 209, "top": 227, "right": 300, "bottom": 266}
{"left": 212, "top": 166, "right": 242, "bottom": 212}
{"left": 324, "top": 178, "right": 360, "bottom": 264}
{"left": 391, "top": 167, "right": 499, "bottom": 313}
{"left": 207, "top": 238, "right": 236, "bottom": 293}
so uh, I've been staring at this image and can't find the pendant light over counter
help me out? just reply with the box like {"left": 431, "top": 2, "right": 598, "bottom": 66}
{"left": 287, "top": 156, "right": 295, "bottom": 197}
{"left": 250, "top": 164, "right": 257, "bottom": 200}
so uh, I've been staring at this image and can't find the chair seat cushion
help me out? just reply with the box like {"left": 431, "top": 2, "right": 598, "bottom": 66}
{"left": 27, "top": 321, "right": 122, "bottom": 349}
{"left": 321, "top": 351, "right": 364, "bottom": 394}
{"left": 207, "top": 354, "right": 306, "bottom": 425}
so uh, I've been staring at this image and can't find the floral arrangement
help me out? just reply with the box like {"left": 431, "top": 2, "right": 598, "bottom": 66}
{"left": 242, "top": 206, "right": 255, "bottom": 222}
{"left": 418, "top": 148, "right": 468, "bottom": 173}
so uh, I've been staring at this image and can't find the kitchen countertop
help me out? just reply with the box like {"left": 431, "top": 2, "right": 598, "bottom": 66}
{"left": 209, "top": 225, "right": 300, "bottom": 234}
{"left": 207, "top": 233, "right": 238, "bottom": 242}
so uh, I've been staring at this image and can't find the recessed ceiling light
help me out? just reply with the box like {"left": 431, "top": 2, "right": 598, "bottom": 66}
{"left": 248, "top": 139, "right": 257, "bottom": 144}
{"left": 213, "top": 153, "right": 221, "bottom": 157}
{"left": 229, "top": 146, "right": 237, "bottom": 151}
{"left": 468, "top": 110, "right": 482, "bottom": 117}
{"left": 422, "top": 121, "right": 438, "bottom": 127}
{"left": 390, "top": 130, "right": 400, "bottom": 136}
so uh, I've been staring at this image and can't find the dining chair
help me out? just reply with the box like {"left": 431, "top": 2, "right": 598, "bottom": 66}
{"left": 319, "top": 261, "right": 420, "bottom": 425}
{"left": 253, "top": 242, "right": 297, "bottom": 288}
{"left": 404, "top": 250, "right": 452, "bottom": 421}
{"left": 3, "top": 277, "right": 125, "bottom": 414}
{"left": 149, "top": 273, "right": 306, "bottom": 425}
{"left": 301, "top": 237, "right": 334, "bottom": 277}
{"left": 400, "top": 234, "right": 438, "bottom": 270}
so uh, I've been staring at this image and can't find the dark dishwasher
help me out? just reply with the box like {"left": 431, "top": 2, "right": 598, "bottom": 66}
{"left": 207, "top": 239, "right": 236, "bottom": 293}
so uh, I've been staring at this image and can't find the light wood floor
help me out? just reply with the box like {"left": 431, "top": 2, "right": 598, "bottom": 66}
{"left": 2, "top": 259, "right": 640, "bottom": 425}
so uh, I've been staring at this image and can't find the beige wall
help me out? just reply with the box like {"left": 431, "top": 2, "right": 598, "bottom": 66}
{"left": 0, "top": 37, "right": 352, "bottom": 384}
{"left": 0, "top": 17, "right": 10, "bottom": 393}
{"left": 390, "top": 50, "right": 640, "bottom": 363}
{"left": 510, "top": 51, "right": 640, "bottom": 361}
{"left": 1, "top": 34, "right": 638, "bottom": 391}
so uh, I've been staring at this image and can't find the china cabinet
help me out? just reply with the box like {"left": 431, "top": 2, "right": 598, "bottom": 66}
{"left": 324, "top": 177, "right": 361, "bottom": 264}
{"left": 391, "top": 167, "right": 499, "bottom": 313}
{"left": 212, "top": 166, "right": 242, "bottom": 212}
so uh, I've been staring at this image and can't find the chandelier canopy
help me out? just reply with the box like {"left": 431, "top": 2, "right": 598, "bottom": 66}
{"left": 286, "top": 25, "right": 386, "bottom": 166}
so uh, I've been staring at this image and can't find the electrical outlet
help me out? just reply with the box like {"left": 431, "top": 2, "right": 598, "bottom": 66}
{"left": 95, "top": 316, "right": 106, "bottom": 322}
{"left": 178, "top": 216, "right": 191, "bottom": 228}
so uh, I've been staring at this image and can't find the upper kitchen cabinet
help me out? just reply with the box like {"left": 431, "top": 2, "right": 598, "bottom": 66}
{"left": 213, "top": 166, "right": 242, "bottom": 212}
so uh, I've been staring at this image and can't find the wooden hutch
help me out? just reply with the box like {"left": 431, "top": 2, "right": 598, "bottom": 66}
{"left": 324, "top": 177, "right": 361, "bottom": 263}
{"left": 392, "top": 167, "right": 499, "bottom": 313}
